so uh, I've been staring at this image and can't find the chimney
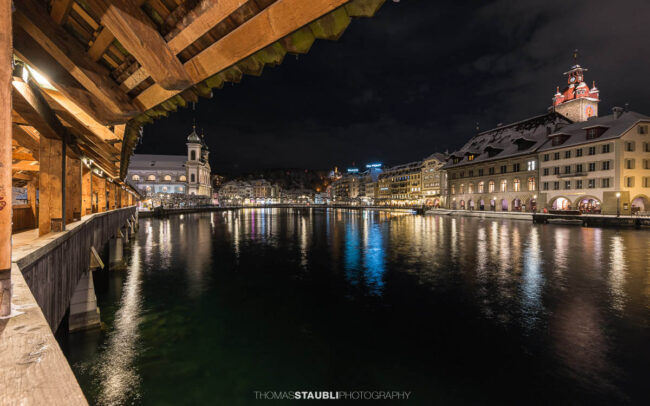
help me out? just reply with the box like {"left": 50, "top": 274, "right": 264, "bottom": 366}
{"left": 612, "top": 106, "right": 624, "bottom": 119}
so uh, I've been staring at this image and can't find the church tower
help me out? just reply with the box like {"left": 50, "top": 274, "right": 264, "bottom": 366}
{"left": 552, "top": 60, "right": 600, "bottom": 122}
{"left": 186, "top": 124, "right": 202, "bottom": 195}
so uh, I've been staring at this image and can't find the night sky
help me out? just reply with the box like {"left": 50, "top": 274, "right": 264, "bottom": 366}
{"left": 138, "top": 0, "right": 650, "bottom": 173}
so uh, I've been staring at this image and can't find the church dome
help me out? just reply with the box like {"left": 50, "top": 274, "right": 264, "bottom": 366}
{"left": 187, "top": 126, "right": 201, "bottom": 143}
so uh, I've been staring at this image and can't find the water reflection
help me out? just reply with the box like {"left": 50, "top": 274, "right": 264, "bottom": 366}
{"left": 64, "top": 210, "right": 650, "bottom": 405}
{"left": 95, "top": 240, "right": 143, "bottom": 406}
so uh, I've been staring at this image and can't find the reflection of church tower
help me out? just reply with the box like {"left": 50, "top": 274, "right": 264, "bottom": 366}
{"left": 551, "top": 55, "right": 600, "bottom": 122}
{"left": 186, "top": 124, "right": 202, "bottom": 195}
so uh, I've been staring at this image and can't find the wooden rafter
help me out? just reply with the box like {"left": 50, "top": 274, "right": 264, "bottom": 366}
{"left": 14, "top": 0, "right": 139, "bottom": 118}
{"left": 50, "top": 0, "right": 74, "bottom": 25}
{"left": 12, "top": 161, "right": 40, "bottom": 172}
{"left": 12, "top": 78, "right": 67, "bottom": 140}
{"left": 12, "top": 124, "right": 41, "bottom": 157}
{"left": 87, "top": 0, "right": 193, "bottom": 91}
{"left": 136, "top": 0, "right": 350, "bottom": 110}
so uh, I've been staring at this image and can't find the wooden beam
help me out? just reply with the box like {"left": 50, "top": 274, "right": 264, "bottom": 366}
{"left": 136, "top": 0, "right": 350, "bottom": 110}
{"left": 50, "top": 0, "right": 74, "bottom": 24}
{"left": 87, "top": 27, "right": 115, "bottom": 62}
{"left": 65, "top": 156, "right": 82, "bottom": 223}
{"left": 42, "top": 88, "right": 121, "bottom": 143}
{"left": 39, "top": 136, "right": 63, "bottom": 235}
{"left": 12, "top": 151, "right": 36, "bottom": 161}
{"left": 13, "top": 27, "right": 129, "bottom": 125}
{"left": 12, "top": 161, "right": 40, "bottom": 172}
{"left": 89, "top": 0, "right": 193, "bottom": 91}
{"left": 12, "top": 171, "right": 33, "bottom": 181}
{"left": 122, "top": 0, "right": 249, "bottom": 92}
{"left": 12, "top": 124, "right": 40, "bottom": 157}
{"left": 0, "top": 0, "right": 12, "bottom": 316}
{"left": 12, "top": 78, "right": 67, "bottom": 140}
{"left": 14, "top": 0, "right": 139, "bottom": 118}
{"left": 82, "top": 165, "right": 92, "bottom": 216}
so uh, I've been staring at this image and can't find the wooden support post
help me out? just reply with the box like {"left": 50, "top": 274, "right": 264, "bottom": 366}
{"left": 96, "top": 176, "right": 106, "bottom": 212}
{"left": 65, "top": 154, "right": 81, "bottom": 223}
{"left": 0, "top": 0, "right": 12, "bottom": 317}
{"left": 108, "top": 181, "right": 116, "bottom": 210}
{"left": 81, "top": 164, "right": 91, "bottom": 216}
{"left": 38, "top": 137, "right": 64, "bottom": 236}
{"left": 27, "top": 179, "right": 37, "bottom": 220}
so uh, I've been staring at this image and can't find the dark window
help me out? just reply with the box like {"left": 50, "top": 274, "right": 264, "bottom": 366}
{"left": 576, "top": 180, "right": 583, "bottom": 189}
{"left": 553, "top": 167, "right": 560, "bottom": 175}
{"left": 513, "top": 163, "right": 521, "bottom": 172}
{"left": 191, "top": 173, "right": 195, "bottom": 182}
{"left": 588, "top": 179, "right": 595, "bottom": 188}
{"left": 468, "top": 170, "right": 474, "bottom": 177}
{"left": 602, "top": 178, "right": 610, "bottom": 188}
{"left": 554, "top": 152, "right": 560, "bottom": 160}
{"left": 478, "top": 169, "right": 484, "bottom": 176}
{"left": 500, "top": 165, "right": 507, "bottom": 173}
{"left": 576, "top": 148, "right": 583, "bottom": 157}
{"left": 543, "top": 154, "right": 549, "bottom": 162}
{"left": 564, "top": 165, "right": 571, "bottom": 174}
{"left": 576, "top": 164, "right": 583, "bottom": 173}
{"left": 190, "top": 150, "right": 196, "bottom": 160}
{"left": 602, "top": 144, "right": 610, "bottom": 153}
{"left": 588, "top": 147, "right": 596, "bottom": 155}
{"left": 553, "top": 181, "right": 560, "bottom": 190}
{"left": 588, "top": 163, "right": 596, "bottom": 171}
{"left": 565, "top": 151, "right": 571, "bottom": 159}
{"left": 602, "top": 161, "right": 610, "bottom": 170}
{"left": 565, "top": 181, "right": 571, "bottom": 189}
{"left": 488, "top": 167, "right": 495, "bottom": 175}
{"left": 542, "top": 182, "right": 549, "bottom": 191}
{"left": 543, "top": 168, "right": 549, "bottom": 176}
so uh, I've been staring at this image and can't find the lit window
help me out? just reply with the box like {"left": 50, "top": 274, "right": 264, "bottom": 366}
{"left": 528, "top": 177, "right": 536, "bottom": 191}
{"left": 500, "top": 179, "right": 507, "bottom": 192}
{"left": 488, "top": 181, "right": 495, "bottom": 193}
{"left": 513, "top": 178, "right": 521, "bottom": 192}
{"left": 147, "top": 175, "right": 156, "bottom": 181}
{"left": 132, "top": 175, "right": 140, "bottom": 181}
{"left": 527, "top": 160, "right": 536, "bottom": 171}
{"left": 468, "top": 154, "right": 475, "bottom": 161}
{"left": 164, "top": 175, "right": 172, "bottom": 181}
{"left": 478, "top": 181, "right": 484, "bottom": 193}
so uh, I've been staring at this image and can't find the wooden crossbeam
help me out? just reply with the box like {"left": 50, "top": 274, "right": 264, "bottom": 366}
{"left": 14, "top": 0, "right": 139, "bottom": 118}
{"left": 12, "top": 78, "right": 67, "bottom": 140}
{"left": 13, "top": 27, "right": 128, "bottom": 125}
{"left": 12, "top": 124, "right": 40, "bottom": 157}
{"left": 122, "top": 0, "right": 250, "bottom": 92}
{"left": 50, "top": 0, "right": 74, "bottom": 24}
{"left": 12, "top": 161, "right": 40, "bottom": 172}
{"left": 87, "top": 27, "right": 115, "bottom": 62}
{"left": 12, "top": 171, "right": 33, "bottom": 181}
{"left": 88, "top": 0, "right": 193, "bottom": 91}
{"left": 136, "top": 0, "right": 350, "bottom": 110}
{"left": 12, "top": 151, "right": 36, "bottom": 161}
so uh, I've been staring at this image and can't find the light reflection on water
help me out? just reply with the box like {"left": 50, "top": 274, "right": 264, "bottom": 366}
{"left": 63, "top": 209, "right": 650, "bottom": 405}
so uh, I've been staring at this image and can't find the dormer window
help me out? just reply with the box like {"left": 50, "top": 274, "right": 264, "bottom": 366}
{"left": 467, "top": 154, "right": 475, "bottom": 161}
{"left": 551, "top": 134, "right": 570, "bottom": 146}
{"left": 585, "top": 126, "right": 607, "bottom": 140}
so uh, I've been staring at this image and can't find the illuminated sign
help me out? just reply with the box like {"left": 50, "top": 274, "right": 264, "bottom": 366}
{"left": 366, "top": 163, "right": 383, "bottom": 168}
{"left": 347, "top": 168, "right": 359, "bottom": 173}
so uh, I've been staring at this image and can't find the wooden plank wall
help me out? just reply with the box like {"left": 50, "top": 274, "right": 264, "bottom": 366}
{"left": 15, "top": 206, "right": 136, "bottom": 330}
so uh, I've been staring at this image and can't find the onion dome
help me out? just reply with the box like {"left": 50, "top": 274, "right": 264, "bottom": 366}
{"left": 187, "top": 125, "right": 201, "bottom": 143}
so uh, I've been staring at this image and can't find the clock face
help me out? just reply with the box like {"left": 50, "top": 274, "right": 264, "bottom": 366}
{"left": 585, "top": 105, "right": 594, "bottom": 117}
{"left": 570, "top": 76, "right": 576, "bottom": 83}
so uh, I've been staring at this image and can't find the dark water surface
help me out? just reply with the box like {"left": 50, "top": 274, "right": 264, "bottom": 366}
{"left": 58, "top": 209, "right": 650, "bottom": 405}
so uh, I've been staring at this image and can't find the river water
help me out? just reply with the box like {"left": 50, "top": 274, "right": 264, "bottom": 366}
{"left": 57, "top": 209, "right": 650, "bottom": 405}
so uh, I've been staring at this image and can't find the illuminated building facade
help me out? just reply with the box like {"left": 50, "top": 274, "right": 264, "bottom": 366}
{"left": 421, "top": 153, "right": 448, "bottom": 207}
{"left": 377, "top": 161, "right": 423, "bottom": 205}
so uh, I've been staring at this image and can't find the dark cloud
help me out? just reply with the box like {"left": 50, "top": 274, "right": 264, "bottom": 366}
{"left": 138, "top": 0, "right": 650, "bottom": 173}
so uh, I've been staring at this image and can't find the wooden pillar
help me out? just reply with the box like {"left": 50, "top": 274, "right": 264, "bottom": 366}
{"left": 65, "top": 155, "right": 81, "bottom": 223}
{"left": 39, "top": 137, "right": 64, "bottom": 236}
{"left": 27, "top": 179, "right": 37, "bottom": 220}
{"left": 108, "top": 181, "right": 116, "bottom": 210}
{"left": 0, "top": 0, "right": 12, "bottom": 316}
{"left": 81, "top": 165, "right": 91, "bottom": 216}
{"left": 96, "top": 176, "right": 106, "bottom": 213}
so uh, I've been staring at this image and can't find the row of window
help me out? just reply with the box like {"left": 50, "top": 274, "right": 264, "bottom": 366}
{"left": 542, "top": 161, "right": 612, "bottom": 175}
{"left": 543, "top": 144, "right": 612, "bottom": 161}
{"left": 451, "top": 177, "right": 536, "bottom": 195}
{"left": 133, "top": 174, "right": 187, "bottom": 182}
{"left": 543, "top": 178, "right": 610, "bottom": 190}
{"left": 452, "top": 160, "right": 536, "bottom": 179}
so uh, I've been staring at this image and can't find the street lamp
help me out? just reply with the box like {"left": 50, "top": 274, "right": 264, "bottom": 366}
{"left": 616, "top": 192, "right": 621, "bottom": 217}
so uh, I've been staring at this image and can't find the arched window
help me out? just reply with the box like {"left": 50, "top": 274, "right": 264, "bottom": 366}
{"left": 488, "top": 180, "right": 495, "bottom": 193}
{"left": 451, "top": 184, "right": 456, "bottom": 195}
{"left": 191, "top": 150, "right": 196, "bottom": 161}
{"left": 191, "top": 173, "right": 196, "bottom": 183}
{"left": 179, "top": 175, "right": 187, "bottom": 182}
{"left": 145, "top": 186, "right": 151, "bottom": 191}
{"left": 513, "top": 178, "right": 521, "bottom": 192}
{"left": 132, "top": 175, "right": 140, "bottom": 181}
{"left": 162, "top": 186, "right": 168, "bottom": 192}
{"left": 528, "top": 177, "right": 536, "bottom": 191}
{"left": 147, "top": 175, "right": 156, "bottom": 181}
{"left": 164, "top": 175, "right": 172, "bottom": 181}
{"left": 500, "top": 179, "right": 507, "bottom": 192}
{"left": 459, "top": 183, "right": 465, "bottom": 194}
{"left": 478, "top": 181, "right": 484, "bottom": 193}
{"left": 468, "top": 183, "right": 474, "bottom": 194}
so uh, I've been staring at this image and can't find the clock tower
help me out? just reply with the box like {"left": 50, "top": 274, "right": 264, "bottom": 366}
{"left": 551, "top": 63, "right": 600, "bottom": 122}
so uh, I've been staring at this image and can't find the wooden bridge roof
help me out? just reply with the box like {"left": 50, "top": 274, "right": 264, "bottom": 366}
{"left": 11, "top": 0, "right": 385, "bottom": 186}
